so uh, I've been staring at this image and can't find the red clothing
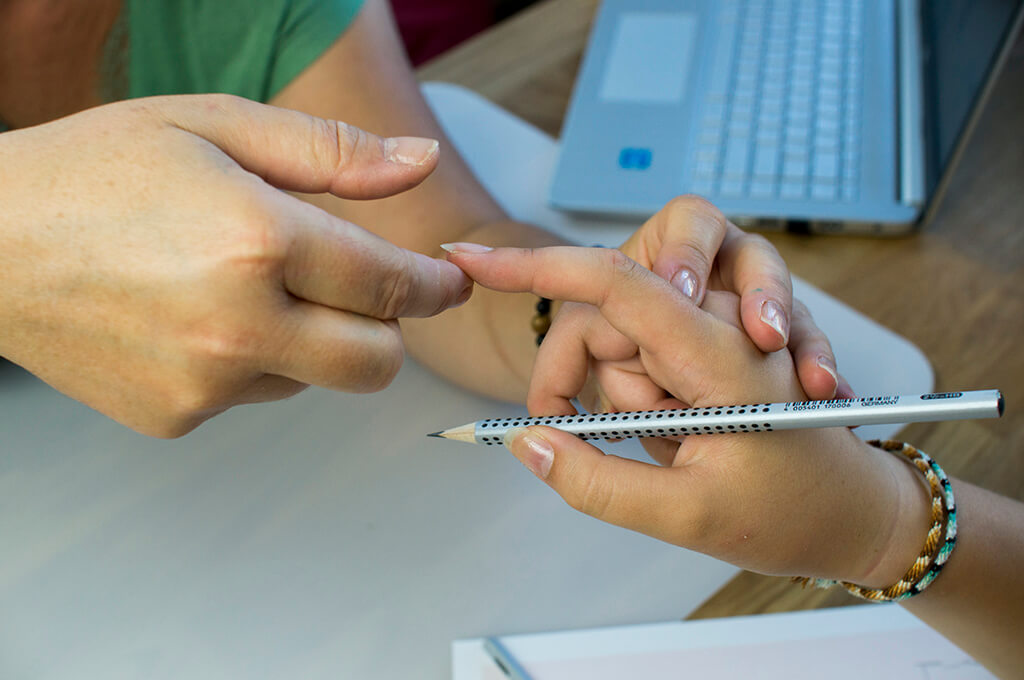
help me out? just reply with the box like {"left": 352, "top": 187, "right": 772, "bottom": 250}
{"left": 390, "top": 0, "right": 495, "bottom": 65}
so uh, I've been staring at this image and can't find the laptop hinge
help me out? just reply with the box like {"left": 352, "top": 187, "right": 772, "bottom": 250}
{"left": 897, "top": 0, "right": 926, "bottom": 207}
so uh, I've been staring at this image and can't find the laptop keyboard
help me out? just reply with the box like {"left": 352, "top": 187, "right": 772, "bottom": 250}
{"left": 690, "top": 0, "right": 863, "bottom": 202}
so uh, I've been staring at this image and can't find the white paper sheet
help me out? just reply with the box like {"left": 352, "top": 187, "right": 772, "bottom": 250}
{"left": 454, "top": 606, "right": 994, "bottom": 680}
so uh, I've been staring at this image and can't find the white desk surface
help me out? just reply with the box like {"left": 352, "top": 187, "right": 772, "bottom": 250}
{"left": 0, "top": 84, "right": 931, "bottom": 680}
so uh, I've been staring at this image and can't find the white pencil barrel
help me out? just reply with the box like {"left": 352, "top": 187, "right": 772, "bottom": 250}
{"left": 470, "top": 390, "right": 1002, "bottom": 445}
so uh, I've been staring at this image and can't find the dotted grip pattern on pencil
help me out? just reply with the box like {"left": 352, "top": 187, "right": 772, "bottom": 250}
{"left": 475, "top": 406, "right": 776, "bottom": 445}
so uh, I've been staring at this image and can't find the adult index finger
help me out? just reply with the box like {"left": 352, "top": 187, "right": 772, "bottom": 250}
{"left": 282, "top": 197, "right": 472, "bottom": 319}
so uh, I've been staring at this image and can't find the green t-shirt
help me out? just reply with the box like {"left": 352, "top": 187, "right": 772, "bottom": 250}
{"left": 0, "top": 0, "right": 363, "bottom": 133}
{"left": 128, "top": 0, "right": 365, "bottom": 102}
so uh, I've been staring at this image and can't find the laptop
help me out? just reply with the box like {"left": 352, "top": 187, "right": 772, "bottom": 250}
{"left": 550, "top": 0, "right": 1024, "bottom": 235}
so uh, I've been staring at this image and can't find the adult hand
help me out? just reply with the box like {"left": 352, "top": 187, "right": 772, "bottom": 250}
{"left": 0, "top": 95, "right": 471, "bottom": 437}
{"left": 447, "top": 245, "right": 930, "bottom": 587}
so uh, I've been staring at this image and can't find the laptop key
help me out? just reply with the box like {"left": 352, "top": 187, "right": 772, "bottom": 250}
{"left": 691, "top": 179, "right": 715, "bottom": 196}
{"left": 754, "top": 149, "right": 779, "bottom": 176}
{"left": 723, "top": 140, "right": 750, "bottom": 176}
{"left": 750, "top": 180, "right": 776, "bottom": 198}
{"left": 811, "top": 183, "right": 838, "bottom": 200}
{"left": 782, "top": 159, "right": 808, "bottom": 180}
{"left": 813, "top": 153, "right": 840, "bottom": 180}
{"left": 690, "top": 0, "right": 869, "bottom": 205}
{"left": 695, "top": 149, "right": 718, "bottom": 163}
{"left": 781, "top": 181, "right": 805, "bottom": 200}
{"left": 720, "top": 179, "right": 745, "bottom": 197}
{"left": 694, "top": 160, "right": 717, "bottom": 180}
{"left": 698, "top": 131, "right": 722, "bottom": 147}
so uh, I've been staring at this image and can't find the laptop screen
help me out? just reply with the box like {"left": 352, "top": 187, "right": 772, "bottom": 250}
{"left": 922, "top": 0, "right": 1023, "bottom": 189}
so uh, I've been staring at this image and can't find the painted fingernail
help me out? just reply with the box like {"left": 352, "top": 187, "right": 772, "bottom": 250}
{"left": 759, "top": 300, "right": 789, "bottom": 343}
{"left": 440, "top": 242, "right": 494, "bottom": 254}
{"left": 504, "top": 427, "right": 554, "bottom": 479}
{"left": 816, "top": 355, "right": 839, "bottom": 397}
{"left": 383, "top": 136, "right": 439, "bottom": 165}
{"left": 670, "top": 268, "right": 700, "bottom": 301}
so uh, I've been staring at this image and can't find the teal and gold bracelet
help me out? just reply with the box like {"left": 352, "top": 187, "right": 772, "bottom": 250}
{"left": 795, "top": 440, "right": 957, "bottom": 602}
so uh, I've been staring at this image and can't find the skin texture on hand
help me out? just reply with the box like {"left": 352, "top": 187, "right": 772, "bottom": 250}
{"left": 270, "top": 0, "right": 849, "bottom": 407}
{"left": 606, "top": 196, "right": 851, "bottom": 411}
{"left": 0, "top": 0, "right": 849, "bottom": 437}
{"left": 0, "top": 94, "right": 471, "bottom": 437}
{"left": 441, "top": 197, "right": 850, "bottom": 464}
{"left": 447, "top": 245, "right": 930, "bottom": 585}
{"left": 454, "top": 244, "right": 1024, "bottom": 678}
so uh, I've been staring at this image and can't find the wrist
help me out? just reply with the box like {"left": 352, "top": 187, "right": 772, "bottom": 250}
{"left": 842, "top": 440, "right": 937, "bottom": 589}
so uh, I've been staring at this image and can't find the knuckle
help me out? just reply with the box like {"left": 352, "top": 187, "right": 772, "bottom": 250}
{"left": 329, "top": 120, "right": 375, "bottom": 174}
{"left": 790, "top": 299, "right": 830, "bottom": 348}
{"left": 666, "top": 194, "right": 726, "bottom": 227}
{"left": 604, "top": 249, "right": 645, "bottom": 304}
{"left": 525, "top": 392, "right": 550, "bottom": 416}
{"left": 205, "top": 92, "right": 246, "bottom": 109}
{"left": 607, "top": 248, "right": 641, "bottom": 278}
{"left": 148, "top": 415, "right": 204, "bottom": 440}
{"left": 679, "top": 242, "right": 713, "bottom": 277}
{"left": 191, "top": 325, "right": 258, "bottom": 365}
{"left": 308, "top": 118, "right": 369, "bottom": 181}
{"left": 376, "top": 252, "right": 417, "bottom": 319}
{"left": 167, "top": 379, "right": 227, "bottom": 424}
{"left": 791, "top": 298, "right": 815, "bottom": 325}
{"left": 325, "top": 118, "right": 355, "bottom": 172}
{"left": 346, "top": 324, "right": 405, "bottom": 393}
{"left": 568, "top": 461, "right": 616, "bottom": 519}
{"left": 737, "top": 231, "right": 783, "bottom": 267}
{"left": 181, "top": 93, "right": 250, "bottom": 120}
{"left": 209, "top": 93, "right": 249, "bottom": 115}
{"left": 675, "top": 497, "right": 715, "bottom": 547}
{"left": 215, "top": 194, "right": 289, "bottom": 278}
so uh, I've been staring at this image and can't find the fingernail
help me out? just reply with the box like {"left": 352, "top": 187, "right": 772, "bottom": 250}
{"left": 816, "top": 355, "right": 839, "bottom": 397}
{"left": 504, "top": 427, "right": 554, "bottom": 479}
{"left": 440, "top": 242, "right": 494, "bottom": 254}
{"left": 759, "top": 300, "right": 789, "bottom": 343}
{"left": 836, "top": 375, "right": 856, "bottom": 400}
{"left": 670, "top": 268, "right": 699, "bottom": 301}
{"left": 383, "top": 136, "right": 439, "bottom": 165}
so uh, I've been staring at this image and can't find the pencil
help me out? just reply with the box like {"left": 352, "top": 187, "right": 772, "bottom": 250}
{"left": 429, "top": 390, "right": 1003, "bottom": 445}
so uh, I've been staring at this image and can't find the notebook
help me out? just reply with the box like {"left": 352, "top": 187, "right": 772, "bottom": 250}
{"left": 550, "top": 0, "right": 1024, "bottom": 234}
{"left": 452, "top": 605, "right": 995, "bottom": 679}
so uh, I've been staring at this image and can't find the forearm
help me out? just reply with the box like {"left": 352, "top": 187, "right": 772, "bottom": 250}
{"left": 900, "top": 480, "right": 1024, "bottom": 678}
{"left": 266, "top": 0, "right": 575, "bottom": 402}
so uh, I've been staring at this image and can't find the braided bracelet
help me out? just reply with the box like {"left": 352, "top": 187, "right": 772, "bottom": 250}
{"left": 532, "top": 297, "right": 552, "bottom": 346}
{"left": 794, "top": 440, "right": 957, "bottom": 602}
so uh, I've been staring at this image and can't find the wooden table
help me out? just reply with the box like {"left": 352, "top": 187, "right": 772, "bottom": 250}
{"left": 420, "top": 0, "right": 1024, "bottom": 618}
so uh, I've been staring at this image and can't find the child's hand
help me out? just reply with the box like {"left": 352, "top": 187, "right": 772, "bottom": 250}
{"left": 446, "top": 244, "right": 929, "bottom": 588}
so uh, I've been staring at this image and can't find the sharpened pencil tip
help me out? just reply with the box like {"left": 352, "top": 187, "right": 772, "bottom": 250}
{"left": 427, "top": 431, "right": 444, "bottom": 438}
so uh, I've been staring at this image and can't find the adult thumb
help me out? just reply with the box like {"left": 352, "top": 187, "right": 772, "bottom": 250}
{"left": 503, "top": 426, "right": 687, "bottom": 539}
{"left": 155, "top": 93, "right": 439, "bottom": 199}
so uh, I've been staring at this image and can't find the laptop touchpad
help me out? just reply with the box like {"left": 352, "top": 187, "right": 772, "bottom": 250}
{"left": 599, "top": 12, "right": 698, "bottom": 103}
